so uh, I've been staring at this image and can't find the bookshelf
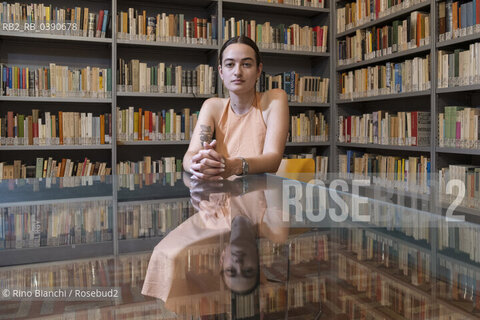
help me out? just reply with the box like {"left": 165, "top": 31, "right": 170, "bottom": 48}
{"left": 0, "top": 0, "right": 333, "bottom": 177}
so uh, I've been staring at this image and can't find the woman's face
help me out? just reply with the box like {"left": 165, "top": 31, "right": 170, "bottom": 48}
{"left": 220, "top": 215, "right": 259, "bottom": 293}
{"left": 219, "top": 43, "right": 263, "bottom": 95}
{"left": 221, "top": 242, "right": 259, "bottom": 293}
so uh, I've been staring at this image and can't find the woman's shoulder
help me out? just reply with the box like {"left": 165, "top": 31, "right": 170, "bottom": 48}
{"left": 199, "top": 97, "right": 228, "bottom": 121}
{"left": 259, "top": 89, "right": 288, "bottom": 110}
{"left": 201, "top": 97, "right": 228, "bottom": 112}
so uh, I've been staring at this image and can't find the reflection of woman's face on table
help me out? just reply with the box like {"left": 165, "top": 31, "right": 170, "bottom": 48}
{"left": 220, "top": 215, "right": 259, "bottom": 294}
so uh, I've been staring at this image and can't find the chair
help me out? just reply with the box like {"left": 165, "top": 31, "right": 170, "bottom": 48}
{"left": 276, "top": 158, "right": 315, "bottom": 182}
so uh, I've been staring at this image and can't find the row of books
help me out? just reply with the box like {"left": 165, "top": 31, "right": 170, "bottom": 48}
{"left": 0, "top": 259, "right": 116, "bottom": 290}
{"left": 0, "top": 201, "right": 113, "bottom": 249}
{"left": 365, "top": 231, "right": 431, "bottom": 285}
{"left": 0, "top": 3, "right": 110, "bottom": 38}
{"left": 289, "top": 233, "right": 329, "bottom": 265}
{"left": 0, "top": 64, "right": 112, "bottom": 98}
{"left": 254, "top": 71, "right": 329, "bottom": 103}
{"left": 338, "top": 111, "right": 431, "bottom": 146}
{"left": 117, "top": 59, "right": 215, "bottom": 95}
{"left": 260, "top": 279, "right": 324, "bottom": 314}
{"left": 116, "top": 107, "right": 198, "bottom": 142}
{"left": 336, "top": 0, "right": 428, "bottom": 34}
{"left": 284, "top": 153, "right": 329, "bottom": 174}
{"left": 118, "top": 200, "right": 193, "bottom": 240}
{"left": 117, "top": 156, "right": 182, "bottom": 175}
{"left": 363, "top": 203, "right": 431, "bottom": 243}
{"left": 117, "top": 172, "right": 182, "bottom": 190}
{"left": 222, "top": 19, "right": 328, "bottom": 52}
{"left": 338, "top": 151, "right": 431, "bottom": 191}
{"left": 116, "top": 10, "right": 217, "bottom": 45}
{"left": 341, "top": 228, "right": 431, "bottom": 286}
{"left": 437, "top": 256, "right": 480, "bottom": 309}
{"left": 339, "top": 55, "right": 431, "bottom": 100}
{"left": 290, "top": 111, "right": 328, "bottom": 143}
{"left": 287, "top": 279, "right": 324, "bottom": 309}
{"left": 338, "top": 12, "right": 430, "bottom": 66}
{"left": 438, "top": 106, "right": 480, "bottom": 149}
{"left": 437, "top": 42, "right": 480, "bottom": 88}
{"left": 438, "top": 0, "right": 480, "bottom": 42}
{"left": 0, "top": 111, "right": 112, "bottom": 146}
{"left": 437, "top": 218, "right": 480, "bottom": 263}
{"left": 439, "top": 164, "right": 480, "bottom": 212}
{"left": 254, "top": 0, "right": 326, "bottom": 7}
{"left": 336, "top": 253, "right": 433, "bottom": 319}
{"left": 0, "top": 157, "right": 111, "bottom": 180}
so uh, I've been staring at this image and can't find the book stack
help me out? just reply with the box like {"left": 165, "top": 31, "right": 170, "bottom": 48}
{"left": 338, "top": 12, "right": 430, "bottom": 66}
{"left": 438, "top": 106, "right": 480, "bottom": 148}
{"left": 337, "top": 0, "right": 428, "bottom": 34}
{"left": 116, "top": 9, "right": 217, "bottom": 45}
{"left": 117, "top": 156, "right": 182, "bottom": 175}
{"left": 222, "top": 19, "right": 328, "bottom": 52}
{"left": 0, "top": 110, "right": 112, "bottom": 146}
{"left": 338, "top": 151, "right": 431, "bottom": 192}
{"left": 338, "top": 111, "right": 431, "bottom": 146}
{"left": 0, "top": 200, "right": 113, "bottom": 249}
{"left": 0, "top": 157, "right": 110, "bottom": 180}
{"left": 437, "top": 43, "right": 480, "bottom": 88}
{"left": 290, "top": 111, "right": 328, "bottom": 143}
{"left": 117, "top": 200, "right": 193, "bottom": 239}
{"left": 0, "top": 64, "right": 112, "bottom": 98}
{"left": 117, "top": 59, "right": 215, "bottom": 95}
{"left": 438, "top": 164, "right": 480, "bottom": 210}
{"left": 116, "top": 107, "right": 198, "bottom": 142}
{"left": 0, "top": 3, "right": 110, "bottom": 38}
{"left": 254, "top": 0, "right": 325, "bottom": 7}
{"left": 339, "top": 55, "right": 431, "bottom": 100}
{"left": 438, "top": 0, "right": 480, "bottom": 43}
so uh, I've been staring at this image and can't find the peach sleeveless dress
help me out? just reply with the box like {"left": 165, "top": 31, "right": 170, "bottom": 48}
{"left": 215, "top": 93, "right": 267, "bottom": 158}
{"left": 140, "top": 190, "right": 287, "bottom": 307}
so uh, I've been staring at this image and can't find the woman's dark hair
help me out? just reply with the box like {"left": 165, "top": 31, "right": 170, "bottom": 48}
{"left": 219, "top": 36, "right": 262, "bottom": 67}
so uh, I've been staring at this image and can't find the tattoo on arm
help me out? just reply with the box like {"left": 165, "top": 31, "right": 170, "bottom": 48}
{"left": 200, "top": 125, "right": 213, "bottom": 144}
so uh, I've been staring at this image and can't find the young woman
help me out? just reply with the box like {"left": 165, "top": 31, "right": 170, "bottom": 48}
{"left": 183, "top": 36, "right": 289, "bottom": 180}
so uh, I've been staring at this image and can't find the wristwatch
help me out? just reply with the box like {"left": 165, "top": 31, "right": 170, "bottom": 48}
{"left": 239, "top": 157, "right": 249, "bottom": 176}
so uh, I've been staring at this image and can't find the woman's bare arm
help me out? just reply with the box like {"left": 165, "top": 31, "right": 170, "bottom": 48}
{"left": 183, "top": 99, "right": 225, "bottom": 178}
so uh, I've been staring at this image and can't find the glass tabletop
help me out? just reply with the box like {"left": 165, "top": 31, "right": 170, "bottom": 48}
{"left": 0, "top": 173, "right": 479, "bottom": 319}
